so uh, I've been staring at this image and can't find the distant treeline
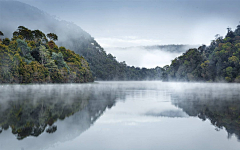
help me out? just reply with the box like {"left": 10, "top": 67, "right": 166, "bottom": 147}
{"left": 143, "top": 44, "right": 198, "bottom": 53}
{"left": 0, "top": 26, "right": 93, "bottom": 83}
{"left": 162, "top": 24, "right": 240, "bottom": 82}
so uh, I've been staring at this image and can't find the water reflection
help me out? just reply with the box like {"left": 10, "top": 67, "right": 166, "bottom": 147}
{"left": 0, "top": 82, "right": 240, "bottom": 150}
{"left": 0, "top": 84, "right": 122, "bottom": 140}
{"left": 170, "top": 83, "right": 240, "bottom": 140}
{"left": 145, "top": 109, "right": 189, "bottom": 118}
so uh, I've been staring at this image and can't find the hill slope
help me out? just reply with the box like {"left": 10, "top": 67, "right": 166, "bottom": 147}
{"left": 163, "top": 24, "right": 240, "bottom": 82}
{"left": 0, "top": 1, "right": 164, "bottom": 80}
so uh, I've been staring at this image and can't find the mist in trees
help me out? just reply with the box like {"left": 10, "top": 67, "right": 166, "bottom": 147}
{"left": 162, "top": 24, "right": 240, "bottom": 83}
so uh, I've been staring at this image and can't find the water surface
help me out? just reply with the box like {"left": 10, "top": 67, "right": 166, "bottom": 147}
{"left": 0, "top": 81, "right": 240, "bottom": 150}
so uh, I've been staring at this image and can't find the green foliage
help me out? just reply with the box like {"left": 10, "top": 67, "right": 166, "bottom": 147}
{"left": 67, "top": 39, "right": 164, "bottom": 80}
{"left": 32, "top": 29, "right": 46, "bottom": 40}
{"left": 17, "top": 39, "right": 35, "bottom": 64}
{"left": 0, "top": 44, "right": 14, "bottom": 82}
{"left": 13, "top": 26, "right": 48, "bottom": 43}
{"left": 2, "top": 38, "right": 10, "bottom": 46}
{"left": 163, "top": 49, "right": 203, "bottom": 81}
{"left": 14, "top": 26, "right": 34, "bottom": 40}
{"left": 47, "top": 33, "right": 58, "bottom": 41}
{"left": 0, "top": 26, "right": 93, "bottom": 83}
{"left": 228, "top": 56, "right": 239, "bottom": 65}
{"left": 164, "top": 23, "right": 240, "bottom": 83}
{"left": 39, "top": 45, "right": 51, "bottom": 65}
{"left": 52, "top": 52, "right": 70, "bottom": 72}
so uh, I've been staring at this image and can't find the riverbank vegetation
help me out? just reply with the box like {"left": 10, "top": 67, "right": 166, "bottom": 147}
{"left": 163, "top": 24, "right": 240, "bottom": 83}
{"left": 0, "top": 26, "right": 93, "bottom": 83}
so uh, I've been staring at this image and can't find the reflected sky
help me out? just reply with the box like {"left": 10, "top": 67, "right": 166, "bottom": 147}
{"left": 0, "top": 82, "right": 240, "bottom": 150}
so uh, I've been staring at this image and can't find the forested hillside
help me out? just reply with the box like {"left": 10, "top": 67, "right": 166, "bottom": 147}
{"left": 0, "top": 1, "right": 164, "bottom": 81}
{"left": 163, "top": 24, "right": 240, "bottom": 82}
{"left": 0, "top": 26, "right": 93, "bottom": 83}
{"left": 72, "top": 38, "right": 164, "bottom": 80}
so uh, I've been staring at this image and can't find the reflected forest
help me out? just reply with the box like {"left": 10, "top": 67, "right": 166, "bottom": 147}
{"left": 0, "top": 83, "right": 240, "bottom": 142}
{"left": 0, "top": 84, "right": 120, "bottom": 140}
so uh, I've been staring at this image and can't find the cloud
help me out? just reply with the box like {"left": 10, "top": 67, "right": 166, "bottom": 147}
{"left": 105, "top": 47, "right": 184, "bottom": 68}
{"left": 95, "top": 36, "right": 162, "bottom": 48}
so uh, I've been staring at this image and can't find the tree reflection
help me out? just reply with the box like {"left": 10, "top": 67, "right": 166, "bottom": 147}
{"left": 0, "top": 84, "right": 121, "bottom": 140}
{"left": 171, "top": 86, "right": 240, "bottom": 140}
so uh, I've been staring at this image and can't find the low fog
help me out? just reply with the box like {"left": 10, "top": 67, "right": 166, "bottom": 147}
{"left": 105, "top": 45, "right": 197, "bottom": 68}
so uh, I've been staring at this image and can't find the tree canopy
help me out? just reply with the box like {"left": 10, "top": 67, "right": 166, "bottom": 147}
{"left": 0, "top": 26, "right": 93, "bottom": 83}
{"left": 163, "top": 23, "right": 240, "bottom": 83}
{"left": 47, "top": 33, "right": 58, "bottom": 41}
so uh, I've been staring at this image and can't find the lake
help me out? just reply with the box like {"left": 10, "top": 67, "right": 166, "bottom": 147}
{"left": 0, "top": 81, "right": 240, "bottom": 150}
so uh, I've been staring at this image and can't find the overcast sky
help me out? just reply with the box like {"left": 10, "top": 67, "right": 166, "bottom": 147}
{"left": 3, "top": 0, "right": 240, "bottom": 47}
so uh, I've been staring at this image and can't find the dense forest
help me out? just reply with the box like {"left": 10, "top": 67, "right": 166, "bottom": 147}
{"left": 0, "top": 26, "right": 93, "bottom": 83}
{"left": 163, "top": 24, "right": 240, "bottom": 83}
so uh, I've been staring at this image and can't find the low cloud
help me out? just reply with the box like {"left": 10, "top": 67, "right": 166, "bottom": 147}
{"left": 96, "top": 36, "right": 162, "bottom": 48}
{"left": 105, "top": 47, "right": 184, "bottom": 68}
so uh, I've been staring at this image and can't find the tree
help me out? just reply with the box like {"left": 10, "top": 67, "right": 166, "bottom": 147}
{"left": 17, "top": 39, "right": 31, "bottom": 56}
{"left": 226, "top": 27, "right": 235, "bottom": 39}
{"left": 0, "top": 26, "right": 94, "bottom": 84}
{"left": 47, "top": 33, "right": 58, "bottom": 41}
{"left": 17, "top": 39, "right": 35, "bottom": 64}
{"left": 39, "top": 45, "right": 50, "bottom": 65}
{"left": 234, "top": 22, "right": 240, "bottom": 36}
{"left": 2, "top": 38, "right": 10, "bottom": 46}
{"left": 32, "top": 30, "right": 46, "bottom": 40}
{"left": 0, "top": 31, "right": 4, "bottom": 39}
{"left": 52, "top": 52, "right": 70, "bottom": 72}
{"left": 13, "top": 26, "right": 34, "bottom": 40}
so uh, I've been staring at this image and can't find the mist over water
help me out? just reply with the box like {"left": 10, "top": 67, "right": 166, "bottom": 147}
{"left": 0, "top": 82, "right": 240, "bottom": 150}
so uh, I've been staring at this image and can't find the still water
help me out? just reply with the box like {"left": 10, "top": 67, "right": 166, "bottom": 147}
{"left": 0, "top": 81, "right": 240, "bottom": 150}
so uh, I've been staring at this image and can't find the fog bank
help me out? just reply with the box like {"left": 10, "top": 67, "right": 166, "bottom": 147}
{"left": 105, "top": 45, "right": 197, "bottom": 68}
